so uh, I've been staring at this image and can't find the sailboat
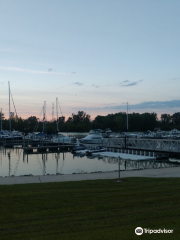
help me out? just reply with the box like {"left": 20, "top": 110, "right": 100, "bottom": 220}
{"left": 51, "top": 97, "right": 75, "bottom": 144}
{"left": 51, "top": 98, "right": 75, "bottom": 144}
{"left": 0, "top": 82, "right": 23, "bottom": 143}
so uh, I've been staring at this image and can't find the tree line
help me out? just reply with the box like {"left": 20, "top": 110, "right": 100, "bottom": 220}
{"left": 0, "top": 111, "right": 180, "bottom": 133}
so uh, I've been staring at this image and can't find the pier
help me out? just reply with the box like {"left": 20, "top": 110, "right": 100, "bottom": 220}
{"left": 23, "top": 144, "right": 74, "bottom": 153}
{"left": 0, "top": 138, "right": 74, "bottom": 151}
{"left": 103, "top": 137, "right": 180, "bottom": 155}
{"left": 1, "top": 137, "right": 180, "bottom": 157}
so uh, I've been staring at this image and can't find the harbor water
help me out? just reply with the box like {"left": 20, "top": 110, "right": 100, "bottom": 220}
{"left": 0, "top": 146, "right": 180, "bottom": 177}
{"left": 0, "top": 132, "right": 180, "bottom": 177}
{"left": 0, "top": 147, "right": 125, "bottom": 177}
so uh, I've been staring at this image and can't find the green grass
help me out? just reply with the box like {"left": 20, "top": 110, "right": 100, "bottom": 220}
{"left": 0, "top": 178, "right": 180, "bottom": 240}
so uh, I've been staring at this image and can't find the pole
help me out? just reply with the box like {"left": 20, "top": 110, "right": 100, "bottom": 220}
{"left": 52, "top": 103, "right": 54, "bottom": 121}
{"left": 117, "top": 157, "right": 122, "bottom": 182}
{"left": 44, "top": 101, "right": 46, "bottom": 132}
{"left": 1, "top": 108, "right": 2, "bottom": 130}
{"left": 127, "top": 102, "right": 128, "bottom": 131}
{"left": 56, "top": 97, "right": 59, "bottom": 132}
{"left": 8, "top": 81, "right": 11, "bottom": 132}
{"left": 43, "top": 105, "right": 45, "bottom": 133}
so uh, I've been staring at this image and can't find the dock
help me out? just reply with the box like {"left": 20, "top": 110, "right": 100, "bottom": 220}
{"left": 1, "top": 137, "right": 180, "bottom": 159}
{"left": 23, "top": 144, "right": 74, "bottom": 153}
{"left": 92, "top": 152, "right": 156, "bottom": 161}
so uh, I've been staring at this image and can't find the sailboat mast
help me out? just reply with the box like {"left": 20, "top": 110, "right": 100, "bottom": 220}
{"left": 56, "top": 97, "right": 59, "bottom": 132}
{"left": 8, "top": 81, "right": 11, "bottom": 132}
{"left": 1, "top": 108, "right": 2, "bottom": 131}
{"left": 52, "top": 103, "right": 54, "bottom": 121}
{"left": 43, "top": 101, "right": 46, "bottom": 133}
{"left": 127, "top": 102, "right": 128, "bottom": 131}
{"left": 43, "top": 105, "right": 45, "bottom": 132}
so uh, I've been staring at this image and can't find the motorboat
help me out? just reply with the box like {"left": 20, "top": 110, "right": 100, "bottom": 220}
{"left": 0, "top": 130, "right": 23, "bottom": 144}
{"left": 71, "top": 139, "right": 87, "bottom": 152}
{"left": 101, "top": 128, "right": 113, "bottom": 137}
{"left": 73, "top": 146, "right": 106, "bottom": 155}
{"left": 163, "top": 129, "right": 180, "bottom": 139}
{"left": 11, "top": 130, "right": 23, "bottom": 137}
{"left": 51, "top": 133, "right": 75, "bottom": 144}
{"left": 73, "top": 149, "right": 87, "bottom": 155}
{"left": 79, "top": 129, "right": 104, "bottom": 144}
{"left": 86, "top": 146, "right": 106, "bottom": 155}
{"left": 24, "top": 132, "right": 39, "bottom": 140}
{"left": 108, "top": 132, "right": 125, "bottom": 138}
{"left": 141, "top": 131, "right": 156, "bottom": 138}
{"left": 125, "top": 132, "right": 142, "bottom": 138}
{"left": 0, "top": 130, "right": 11, "bottom": 138}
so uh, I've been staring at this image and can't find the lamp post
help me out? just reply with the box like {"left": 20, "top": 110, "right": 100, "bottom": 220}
{"left": 117, "top": 156, "right": 122, "bottom": 182}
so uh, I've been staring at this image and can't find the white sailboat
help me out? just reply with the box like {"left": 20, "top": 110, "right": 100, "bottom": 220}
{"left": 51, "top": 97, "right": 75, "bottom": 144}
{"left": 0, "top": 82, "right": 22, "bottom": 142}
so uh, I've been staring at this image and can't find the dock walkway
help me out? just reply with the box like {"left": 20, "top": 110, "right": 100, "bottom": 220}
{"left": 92, "top": 151, "right": 155, "bottom": 160}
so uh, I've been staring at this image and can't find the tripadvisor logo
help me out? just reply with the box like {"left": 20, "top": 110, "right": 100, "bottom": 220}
{"left": 135, "top": 227, "right": 143, "bottom": 235}
{"left": 135, "top": 227, "right": 174, "bottom": 235}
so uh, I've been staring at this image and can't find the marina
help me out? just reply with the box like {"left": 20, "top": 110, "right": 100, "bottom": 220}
{"left": 1, "top": 135, "right": 180, "bottom": 156}
{"left": 1, "top": 84, "right": 180, "bottom": 179}
{"left": 0, "top": 140, "right": 180, "bottom": 178}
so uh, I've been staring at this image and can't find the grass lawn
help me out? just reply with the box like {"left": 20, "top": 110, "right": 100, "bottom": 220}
{"left": 0, "top": 177, "right": 180, "bottom": 240}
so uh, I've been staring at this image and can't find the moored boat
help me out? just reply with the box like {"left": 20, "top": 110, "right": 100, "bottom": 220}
{"left": 79, "top": 129, "right": 104, "bottom": 144}
{"left": 71, "top": 139, "right": 87, "bottom": 152}
{"left": 51, "top": 133, "right": 75, "bottom": 144}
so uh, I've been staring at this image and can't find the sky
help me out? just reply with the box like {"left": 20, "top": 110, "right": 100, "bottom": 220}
{"left": 0, "top": 0, "right": 180, "bottom": 121}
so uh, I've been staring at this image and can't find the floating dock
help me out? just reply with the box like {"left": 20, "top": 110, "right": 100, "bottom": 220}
{"left": 92, "top": 152, "right": 156, "bottom": 161}
{"left": 23, "top": 144, "right": 74, "bottom": 153}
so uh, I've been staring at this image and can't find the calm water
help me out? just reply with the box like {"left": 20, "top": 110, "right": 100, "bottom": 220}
{"left": 0, "top": 132, "right": 180, "bottom": 177}
{"left": 0, "top": 146, "right": 179, "bottom": 177}
{"left": 0, "top": 147, "right": 123, "bottom": 177}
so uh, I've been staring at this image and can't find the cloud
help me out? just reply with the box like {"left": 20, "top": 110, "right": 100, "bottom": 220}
{"left": 0, "top": 67, "right": 72, "bottom": 75}
{"left": 103, "top": 103, "right": 116, "bottom": 105}
{"left": 72, "top": 82, "right": 83, "bottom": 86}
{"left": 172, "top": 78, "right": 180, "bottom": 81}
{"left": 0, "top": 82, "right": 4, "bottom": 84}
{"left": 92, "top": 84, "right": 100, "bottom": 88}
{"left": 123, "top": 82, "right": 137, "bottom": 87}
{"left": 121, "top": 79, "right": 143, "bottom": 87}
{"left": 103, "top": 99, "right": 180, "bottom": 110}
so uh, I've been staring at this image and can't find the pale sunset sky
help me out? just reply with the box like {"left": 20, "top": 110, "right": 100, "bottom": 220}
{"left": 0, "top": 0, "right": 180, "bottom": 121}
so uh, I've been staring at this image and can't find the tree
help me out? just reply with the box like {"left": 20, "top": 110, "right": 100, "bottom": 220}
{"left": 0, "top": 111, "right": 5, "bottom": 120}
{"left": 171, "top": 112, "right": 180, "bottom": 126}
{"left": 59, "top": 116, "right": 65, "bottom": 124}
{"left": 71, "top": 111, "right": 90, "bottom": 124}
{"left": 161, "top": 114, "right": 172, "bottom": 125}
{"left": 24, "top": 116, "right": 39, "bottom": 132}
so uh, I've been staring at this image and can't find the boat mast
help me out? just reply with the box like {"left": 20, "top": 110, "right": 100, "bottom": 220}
{"left": 1, "top": 108, "right": 2, "bottom": 131}
{"left": 56, "top": 97, "right": 59, "bottom": 132}
{"left": 8, "top": 81, "right": 11, "bottom": 132}
{"left": 43, "top": 101, "right": 46, "bottom": 133}
{"left": 52, "top": 103, "right": 54, "bottom": 121}
{"left": 127, "top": 102, "right": 128, "bottom": 131}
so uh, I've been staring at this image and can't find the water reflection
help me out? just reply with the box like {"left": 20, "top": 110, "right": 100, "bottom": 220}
{"left": 0, "top": 146, "right": 179, "bottom": 177}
